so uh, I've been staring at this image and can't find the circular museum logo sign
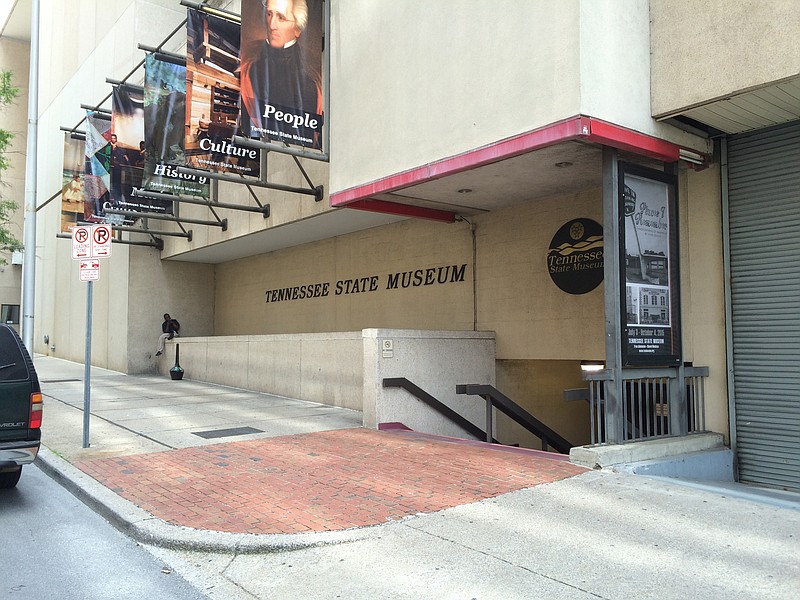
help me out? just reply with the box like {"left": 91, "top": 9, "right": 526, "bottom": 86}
{"left": 547, "top": 218, "right": 604, "bottom": 295}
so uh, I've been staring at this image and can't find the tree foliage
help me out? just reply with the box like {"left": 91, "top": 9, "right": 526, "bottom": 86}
{"left": 0, "top": 68, "right": 21, "bottom": 258}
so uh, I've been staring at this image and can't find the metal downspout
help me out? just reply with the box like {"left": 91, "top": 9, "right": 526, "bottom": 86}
{"left": 21, "top": 0, "right": 39, "bottom": 351}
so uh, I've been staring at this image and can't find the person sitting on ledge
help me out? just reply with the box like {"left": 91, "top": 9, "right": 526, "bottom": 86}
{"left": 155, "top": 313, "right": 180, "bottom": 357}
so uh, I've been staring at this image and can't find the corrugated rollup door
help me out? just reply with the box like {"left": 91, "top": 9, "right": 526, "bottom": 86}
{"left": 728, "top": 120, "right": 800, "bottom": 492}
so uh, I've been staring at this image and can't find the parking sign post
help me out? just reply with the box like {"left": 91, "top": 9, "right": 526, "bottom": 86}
{"left": 71, "top": 224, "right": 112, "bottom": 448}
{"left": 83, "top": 280, "right": 92, "bottom": 448}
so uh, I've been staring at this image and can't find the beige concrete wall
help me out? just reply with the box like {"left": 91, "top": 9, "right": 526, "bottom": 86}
{"left": 650, "top": 0, "right": 800, "bottom": 117}
{"left": 681, "top": 164, "right": 729, "bottom": 440}
{"left": 476, "top": 189, "right": 606, "bottom": 359}
{"left": 213, "top": 189, "right": 607, "bottom": 354}
{"left": 214, "top": 217, "right": 476, "bottom": 334}
{"left": 496, "top": 359, "right": 591, "bottom": 448}
{"left": 209, "top": 172, "right": 727, "bottom": 442}
{"left": 127, "top": 251, "right": 215, "bottom": 373}
{"left": 0, "top": 39, "right": 29, "bottom": 333}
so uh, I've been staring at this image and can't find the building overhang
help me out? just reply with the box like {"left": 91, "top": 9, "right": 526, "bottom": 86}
{"left": 655, "top": 76, "right": 800, "bottom": 136}
{"left": 329, "top": 115, "right": 700, "bottom": 220}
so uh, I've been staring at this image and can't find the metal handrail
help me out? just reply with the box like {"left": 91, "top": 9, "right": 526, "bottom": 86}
{"left": 456, "top": 384, "right": 574, "bottom": 454}
{"left": 382, "top": 378, "right": 497, "bottom": 443}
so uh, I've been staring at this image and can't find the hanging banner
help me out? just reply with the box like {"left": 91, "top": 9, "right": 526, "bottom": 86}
{"left": 185, "top": 8, "right": 259, "bottom": 177}
{"left": 112, "top": 85, "right": 171, "bottom": 217}
{"left": 143, "top": 53, "right": 208, "bottom": 201}
{"left": 239, "top": 0, "right": 324, "bottom": 149}
{"left": 620, "top": 163, "right": 681, "bottom": 367}
{"left": 83, "top": 111, "right": 121, "bottom": 225}
{"left": 60, "top": 133, "right": 85, "bottom": 233}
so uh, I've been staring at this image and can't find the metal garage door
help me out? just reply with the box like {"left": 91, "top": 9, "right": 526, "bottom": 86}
{"left": 728, "top": 120, "right": 800, "bottom": 492}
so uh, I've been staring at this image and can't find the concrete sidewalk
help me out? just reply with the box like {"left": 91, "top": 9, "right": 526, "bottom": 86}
{"left": 30, "top": 356, "right": 800, "bottom": 599}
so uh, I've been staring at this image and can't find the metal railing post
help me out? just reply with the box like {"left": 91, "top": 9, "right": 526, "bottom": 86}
{"left": 603, "top": 147, "right": 624, "bottom": 444}
{"left": 484, "top": 396, "right": 493, "bottom": 443}
{"left": 670, "top": 365, "right": 688, "bottom": 436}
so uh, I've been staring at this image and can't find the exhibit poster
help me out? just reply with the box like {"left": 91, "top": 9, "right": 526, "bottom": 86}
{"left": 620, "top": 163, "right": 681, "bottom": 366}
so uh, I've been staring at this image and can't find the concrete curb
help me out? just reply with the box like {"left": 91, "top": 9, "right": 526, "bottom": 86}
{"left": 35, "top": 446, "right": 384, "bottom": 554}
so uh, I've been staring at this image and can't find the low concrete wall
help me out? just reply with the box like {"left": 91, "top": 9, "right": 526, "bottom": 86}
{"left": 158, "top": 333, "right": 363, "bottom": 411}
{"left": 159, "top": 329, "right": 497, "bottom": 435}
{"left": 363, "top": 329, "right": 496, "bottom": 438}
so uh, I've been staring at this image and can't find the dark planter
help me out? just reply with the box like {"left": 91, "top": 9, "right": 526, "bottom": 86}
{"left": 170, "top": 343, "right": 185, "bottom": 380}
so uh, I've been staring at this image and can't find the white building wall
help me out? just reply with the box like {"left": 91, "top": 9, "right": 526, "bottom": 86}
{"left": 578, "top": 0, "right": 708, "bottom": 151}
{"left": 34, "top": 0, "right": 216, "bottom": 369}
{"left": 0, "top": 38, "right": 29, "bottom": 333}
{"left": 329, "top": 0, "right": 583, "bottom": 194}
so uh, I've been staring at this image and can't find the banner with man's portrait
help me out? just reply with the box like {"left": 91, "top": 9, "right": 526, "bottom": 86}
{"left": 185, "top": 8, "right": 260, "bottom": 177}
{"left": 60, "top": 132, "right": 85, "bottom": 233}
{"left": 239, "top": 0, "right": 324, "bottom": 149}
{"left": 143, "top": 53, "right": 208, "bottom": 202}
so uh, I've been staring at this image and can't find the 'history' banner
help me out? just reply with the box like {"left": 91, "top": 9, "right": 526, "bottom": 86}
{"left": 143, "top": 53, "right": 208, "bottom": 201}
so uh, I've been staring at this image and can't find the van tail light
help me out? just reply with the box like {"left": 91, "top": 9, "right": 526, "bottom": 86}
{"left": 29, "top": 392, "right": 43, "bottom": 429}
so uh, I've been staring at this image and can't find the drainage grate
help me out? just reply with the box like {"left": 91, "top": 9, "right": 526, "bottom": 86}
{"left": 192, "top": 427, "right": 264, "bottom": 439}
{"left": 40, "top": 379, "right": 82, "bottom": 383}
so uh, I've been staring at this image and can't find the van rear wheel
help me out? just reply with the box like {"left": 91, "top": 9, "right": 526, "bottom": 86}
{"left": 0, "top": 466, "right": 22, "bottom": 489}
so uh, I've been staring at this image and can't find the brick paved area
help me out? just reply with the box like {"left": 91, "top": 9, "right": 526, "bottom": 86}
{"left": 75, "top": 428, "right": 586, "bottom": 534}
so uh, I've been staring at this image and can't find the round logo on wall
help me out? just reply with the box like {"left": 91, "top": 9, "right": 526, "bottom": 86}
{"left": 547, "top": 218, "right": 604, "bottom": 294}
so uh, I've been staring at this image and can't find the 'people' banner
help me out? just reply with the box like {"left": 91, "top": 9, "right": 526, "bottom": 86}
{"left": 185, "top": 8, "right": 259, "bottom": 177}
{"left": 239, "top": 0, "right": 324, "bottom": 149}
{"left": 143, "top": 53, "right": 208, "bottom": 200}
{"left": 61, "top": 132, "right": 85, "bottom": 233}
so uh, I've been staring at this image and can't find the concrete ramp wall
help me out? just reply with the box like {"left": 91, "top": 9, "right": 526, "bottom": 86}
{"left": 158, "top": 329, "right": 497, "bottom": 437}
{"left": 362, "top": 329, "right": 496, "bottom": 438}
{"left": 157, "top": 333, "right": 364, "bottom": 411}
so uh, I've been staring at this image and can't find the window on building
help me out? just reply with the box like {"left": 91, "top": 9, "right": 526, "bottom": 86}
{"left": 1, "top": 304, "right": 20, "bottom": 324}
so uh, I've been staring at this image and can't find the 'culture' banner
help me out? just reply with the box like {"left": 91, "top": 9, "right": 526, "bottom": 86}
{"left": 185, "top": 8, "right": 259, "bottom": 177}
{"left": 143, "top": 53, "right": 208, "bottom": 200}
{"left": 239, "top": 0, "right": 324, "bottom": 149}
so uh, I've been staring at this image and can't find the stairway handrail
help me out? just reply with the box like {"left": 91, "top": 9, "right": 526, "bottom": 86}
{"left": 457, "top": 384, "right": 574, "bottom": 454}
{"left": 382, "top": 378, "right": 498, "bottom": 443}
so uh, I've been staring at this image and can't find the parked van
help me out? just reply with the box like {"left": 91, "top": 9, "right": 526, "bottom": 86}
{"left": 0, "top": 324, "right": 42, "bottom": 489}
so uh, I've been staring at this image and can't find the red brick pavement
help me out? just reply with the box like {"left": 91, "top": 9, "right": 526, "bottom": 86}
{"left": 75, "top": 428, "right": 586, "bottom": 535}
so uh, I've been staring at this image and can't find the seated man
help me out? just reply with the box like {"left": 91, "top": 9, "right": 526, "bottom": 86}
{"left": 155, "top": 313, "right": 180, "bottom": 357}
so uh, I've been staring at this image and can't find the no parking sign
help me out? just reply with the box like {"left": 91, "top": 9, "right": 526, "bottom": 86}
{"left": 72, "top": 224, "right": 112, "bottom": 280}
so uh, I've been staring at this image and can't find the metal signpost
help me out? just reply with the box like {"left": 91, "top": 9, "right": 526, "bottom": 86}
{"left": 71, "top": 224, "right": 112, "bottom": 448}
